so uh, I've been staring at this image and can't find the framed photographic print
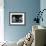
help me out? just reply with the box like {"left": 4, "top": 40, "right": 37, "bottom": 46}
{"left": 9, "top": 12, "right": 26, "bottom": 25}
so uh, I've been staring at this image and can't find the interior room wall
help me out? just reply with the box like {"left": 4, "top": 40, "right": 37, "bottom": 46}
{"left": 4, "top": 0, "right": 40, "bottom": 42}
{"left": 40, "top": 0, "right": 46, "bottom": 27}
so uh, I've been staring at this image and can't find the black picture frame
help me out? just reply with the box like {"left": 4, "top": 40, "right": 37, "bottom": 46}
{"left": 9, "top": 12, "right": 26, "bottom": 26}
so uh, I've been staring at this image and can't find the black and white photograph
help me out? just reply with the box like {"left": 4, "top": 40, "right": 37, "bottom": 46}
{"left": 9, "top": 12, "right": 25, "bottom": 25}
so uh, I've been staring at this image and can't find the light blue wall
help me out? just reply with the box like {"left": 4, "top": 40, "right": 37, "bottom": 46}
{"left": 4, "top": 0, "right": 40, "bottom": 42}
{"left": 40, "top": 0, "right": 46, "bottom": 27}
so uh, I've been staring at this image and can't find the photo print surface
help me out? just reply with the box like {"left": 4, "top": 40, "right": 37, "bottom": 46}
{"left": 12, "top": 15, "right": 22, "bottom": 23}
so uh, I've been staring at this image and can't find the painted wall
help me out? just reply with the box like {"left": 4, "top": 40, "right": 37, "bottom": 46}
{"left": 4, "top": 0, "right": 40, "bottom": 42}
{"left": 40, "top": 0, "right": 46, "bottom": 27}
